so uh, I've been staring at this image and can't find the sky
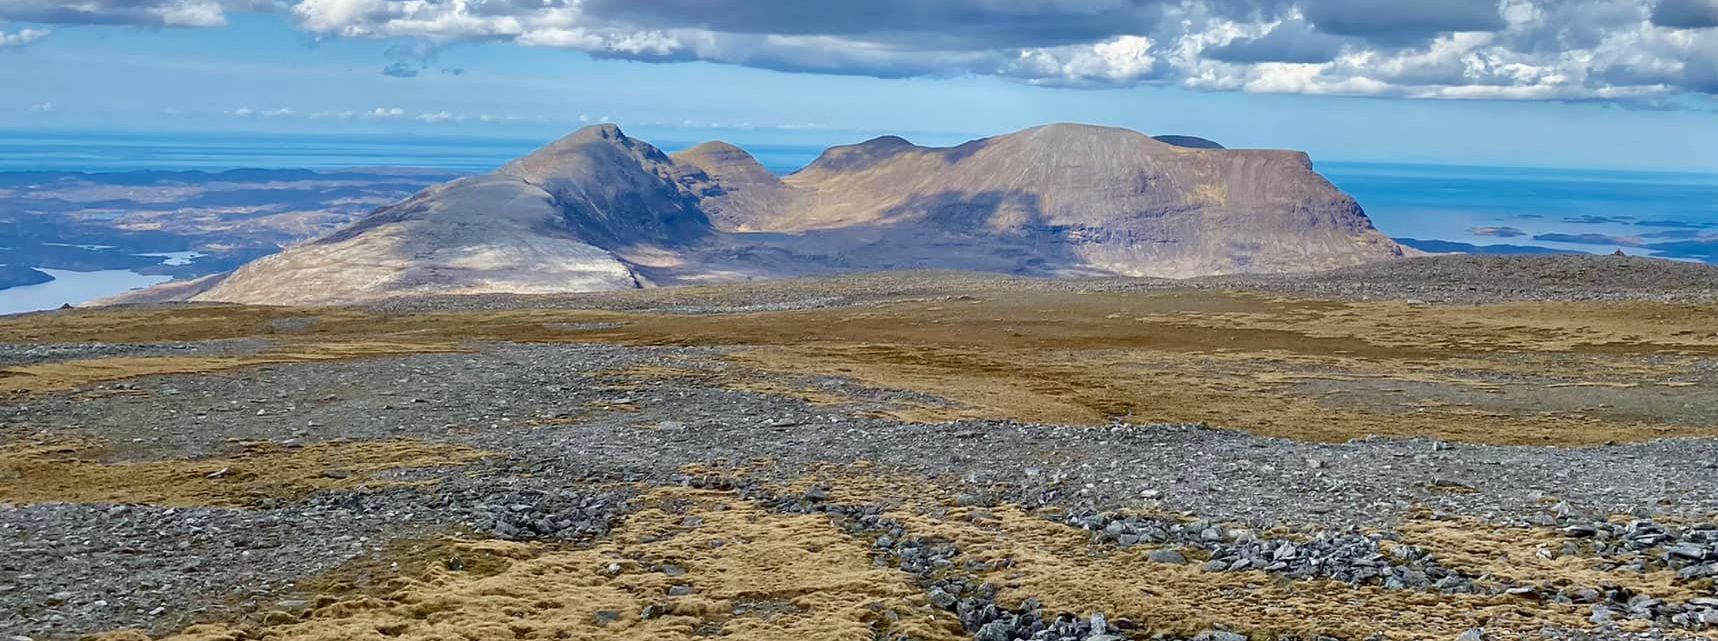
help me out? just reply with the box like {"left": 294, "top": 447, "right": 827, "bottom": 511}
{"left": 1, "top": 0, "right": 1717, "bottom": 172}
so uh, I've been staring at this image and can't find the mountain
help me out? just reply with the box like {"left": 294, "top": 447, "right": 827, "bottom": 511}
{"left": 1393, "top": 238, "right": 1585, "bottom": 256}
{"left": 0, "top": 265, "right": 53, "bottom": 291}
{"left": 112, "top": 123, "right": 1403, "bottom": 305}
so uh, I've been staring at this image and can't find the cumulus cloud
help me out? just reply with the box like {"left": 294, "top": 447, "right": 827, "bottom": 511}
{"left": 11, "top": 0, "right": 1712, "bottom": 103}
{"left": 274, "top": 0, "right": 1718, "bottom": 101}
{"left": 0, "top": 27, "right": 48, "bottom": 48}
{"left": 27, "top": 102, "right": 54, "bottom": 112}
{"left": 0, "top": 0, "right": 228, "bottom": 27}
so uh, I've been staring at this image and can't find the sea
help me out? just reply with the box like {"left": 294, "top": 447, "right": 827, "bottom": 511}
{"left": 3, "top": 130, "right": 1717, "bottom": 313}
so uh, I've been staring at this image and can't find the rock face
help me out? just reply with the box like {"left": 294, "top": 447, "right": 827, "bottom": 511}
{"left": 125, "top": 123, "right": 1403, "bottom": 305}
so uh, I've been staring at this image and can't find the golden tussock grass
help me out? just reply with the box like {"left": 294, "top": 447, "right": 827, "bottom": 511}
{"left": 1394, "top": 519, "right": 1710, "bottom": 602}
{"left": 82, "top": 474, "right": 1718, "bottom": 641}
{"left": 896, "top": 504, "right": 1650, "bottom": 641}
{"left": 0, "top": 439, "right": 489, "bottom": 507}
{"left": 0, "top": 341, "right": 462, "bottom": 394}
{"left": 91, "top": 488, "right": 967, "bottom": 641}
{"left": 12, "top": 290, "right": 1718, "bottom": 445}
{"left": 730, "top": 344, "right": 1702, "bottom": 445}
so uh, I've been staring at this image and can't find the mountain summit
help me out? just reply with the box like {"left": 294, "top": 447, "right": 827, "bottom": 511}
{"left": 124, "top": 123, "right": 1403, "bottom": 305}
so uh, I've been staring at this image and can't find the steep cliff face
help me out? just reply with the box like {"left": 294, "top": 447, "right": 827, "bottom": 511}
{"left": 118, "top": 123, "right": 1403, "bottom": 305}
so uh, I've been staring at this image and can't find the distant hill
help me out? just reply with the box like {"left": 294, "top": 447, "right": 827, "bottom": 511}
{"left": 1394, "top": 238, "right": 1585, "bottom": 256}
{"left": 0, "top": 265, "right": 53, "bottom": 291}
{"left": 114, "top": 123, "right": 1403, "bottom": 305}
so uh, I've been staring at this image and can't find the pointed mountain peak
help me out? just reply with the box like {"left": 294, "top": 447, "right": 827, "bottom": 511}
{"left": 523, "top": 123, "right": 632, "bottom": 154}
{"left": 567, "top": 123, "right": 627, "bottom": 142}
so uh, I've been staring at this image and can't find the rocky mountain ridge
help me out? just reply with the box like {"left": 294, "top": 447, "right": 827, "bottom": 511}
{"left": 115, "top": 123, "right": 1404, "bottom": 305}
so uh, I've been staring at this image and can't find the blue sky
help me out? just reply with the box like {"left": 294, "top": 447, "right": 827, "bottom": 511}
{"left": 2, "top": 2, "right": 1718, "bottom": 172}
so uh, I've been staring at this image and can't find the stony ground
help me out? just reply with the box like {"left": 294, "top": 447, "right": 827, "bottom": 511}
{"left": 5, "top": 256, "right": 1718, "bottom": 641}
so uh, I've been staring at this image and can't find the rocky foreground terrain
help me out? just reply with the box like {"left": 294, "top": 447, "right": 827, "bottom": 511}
{"left": 6, "top": 255, "right": 1718, "bottom": 641}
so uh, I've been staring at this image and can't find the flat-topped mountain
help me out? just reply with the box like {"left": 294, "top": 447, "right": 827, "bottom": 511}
{"left": 116, "top": 123, "right": 1403, "bottom": 305}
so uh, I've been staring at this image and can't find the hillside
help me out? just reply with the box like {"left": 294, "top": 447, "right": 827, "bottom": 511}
{"left": 115, "top": 123, "right": 1404, "bottom": 305}
{"left": 0, "top": 265, "right": 53, "bottom": 291}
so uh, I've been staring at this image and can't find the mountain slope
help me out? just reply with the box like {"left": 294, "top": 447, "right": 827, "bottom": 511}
{"left": 669, "top": 141, "right": 801, "bottom": 232}
{"left": 191, "top": 175, "right": 642, "bottom": 305}
{"left": 702, "top": 123, "right": 1399, "bottom": 277}
{"left": 113, "top": 123, "right": 1403, "bottom": 305}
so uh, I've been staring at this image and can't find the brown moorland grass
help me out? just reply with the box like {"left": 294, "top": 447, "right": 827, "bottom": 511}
{"left": 892, "top": 503, "right": 1701, "bottom": 641}
{"left": 89, "top": 488, "right": 969, "bottom": 641}
{"left": 7, "top": 290, "right": 1718, "bottom": 445}
{"left": 0, "top": 341, "right": 462, "bottom": 394}
{"left": 0, "top": 439, "right": 489, "bottom": 507}
{"left": 81, "top": 472, "right": 1718, "bottom": 641}
{"left": 1392, "top": 519, "right": 1710, "bottom": 602}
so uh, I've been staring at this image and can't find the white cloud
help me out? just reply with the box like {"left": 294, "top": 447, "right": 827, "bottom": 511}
{"left": 152, "top": 0, "right": 226, "bottom": 27}
{"left": 367, "top": 106, "right": 404, "bottom": 118}
{"left": 261, "top": 107, "right": 295, "bottom": 117}
{"left": 271, "top": 0, "right": 1718, "bottom": 102}
{"left": 415, "top": 110, "right": 461, "bottom": 123}
{"left": 13, "top": 0, "right": 1715, "bottom": 104}
{"left": 26, "top": 102, "right": 53, "bottom": 112}
{"left": 0, "top": 28, "right": 47, "bottom": 48}
{"left": 0, "top": 1, "right": 227, "bottom": 27}
{"left": 1006, "top": 36, "right": 1159, "bottom": 86}
{"left": 228, "top": 107, "right": 255, "bottom": 117}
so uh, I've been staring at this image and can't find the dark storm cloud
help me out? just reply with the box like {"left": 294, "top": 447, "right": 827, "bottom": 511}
{"left": 1297, "top": 0, "right": 1505, "bottom": 43}
{"left": 1205, "top": 19, "right": 1347, "bottom": 63}
{"left": 1652, "top": 0, "right": 1718, "bottom": 28}
{"left": 577, "top": 0, "right": 1179, "bottom": 50}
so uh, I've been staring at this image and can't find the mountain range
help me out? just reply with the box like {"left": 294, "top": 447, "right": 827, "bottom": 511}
{"left": 114, "top": 123, "right": 1404, "bottom": 305}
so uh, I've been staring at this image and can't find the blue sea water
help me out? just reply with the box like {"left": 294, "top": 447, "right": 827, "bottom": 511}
{"left": 0, "top": 268, "right": 170, "bottom": 315}
{"left": 1315, "top": 162, "right": 1718, "bottom": 256}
